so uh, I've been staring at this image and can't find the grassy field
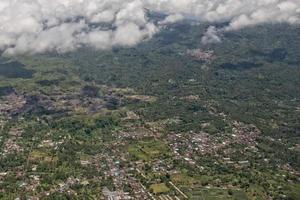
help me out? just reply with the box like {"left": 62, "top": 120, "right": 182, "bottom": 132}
{"left": 128, "top": 139, "right": 170, "bottom": 161}
{"left": 189, "top": 188, "right": 247, "bottom": 200}
{"left": 150, "top": 183, "right": 170, "bottom": 194}
{"left": 171, "top": 173, "right": 197, "bottom": 186}
{"left": 289, "top": 184, "right": 300, "bottom": 200}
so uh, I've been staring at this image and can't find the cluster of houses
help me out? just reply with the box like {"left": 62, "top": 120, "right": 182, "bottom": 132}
{"left": 186, "top": 49, "right": 215, "bottom": 62}
{"left": 0, "top": 92, "right": 26, "bottom": 117}
{"left": 231, "top": 121, "right": 260, "bottom": 145}
{"left": 2, "top": 138, "right": 23, "bottom": 156}
{"left": 1, "top": 127, "right": 24, "bottom": 156}
{"left": 166, "top": 120, "right": 261, "bottom": 169}
{"left": 167, "top": 132, "right": 221, "bottom": 166}
{"left": 115, "top": 126, "right": 161, "bottom": 140}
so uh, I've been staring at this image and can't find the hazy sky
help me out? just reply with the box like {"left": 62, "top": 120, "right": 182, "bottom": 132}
{"left": 0, "top": 0, "right": 299, "bottom": 55}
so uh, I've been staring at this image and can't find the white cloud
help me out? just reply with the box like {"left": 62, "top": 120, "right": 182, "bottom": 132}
{"left": 201, "top": 26, "right": 221, "bottom": 45}
{"left": 158, "top": 14, "right": 184, "bottom": 25}
{"left": 0, "top": 0, "right": 299, "bottom": 54}
{"left": 0, "top": 0, "right": 156, "bottom": 55}
{"left": 82, "top": 30, "right": 113, "bottom": 50}
{"left": 113, "top": 23, "right": 145, "bottom": 46}
{"left": 146, "top": 0, "right": 300, "bottom": 43}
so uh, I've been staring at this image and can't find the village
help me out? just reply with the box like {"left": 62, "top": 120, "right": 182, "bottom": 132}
{"left": 0, "top": 85, "right": 299, "bottom": 200}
